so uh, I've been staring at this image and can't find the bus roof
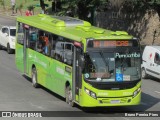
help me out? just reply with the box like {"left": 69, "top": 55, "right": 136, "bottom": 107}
{"left": 17, "top": 14, "right": 133, "bottom": 42}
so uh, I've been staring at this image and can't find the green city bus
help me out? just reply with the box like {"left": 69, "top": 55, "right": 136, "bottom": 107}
{"left": 15, "top": 14, "right": 141, "bottom": 107}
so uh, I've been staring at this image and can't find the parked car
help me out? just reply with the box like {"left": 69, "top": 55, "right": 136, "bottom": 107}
{"left": 0, "top": 26, "right": 16, "bottom": 54}
{"left": 141, "top": 46, "right": 160, "bottom": 79}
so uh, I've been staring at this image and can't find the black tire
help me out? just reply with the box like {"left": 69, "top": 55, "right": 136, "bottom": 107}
{"left": 32, "top": 67, "right": 39, "bottom": 88}
{"left": 0, "top": 44, "right": 2, "bottom": 50}
{"left": 7, "top": 43, "right": 13, "bottom": 54}
{"left": 65, "top": 86, "right": 75, "bottom": 107}
{"left": 141, "top": 68, "right": 148, "bottom": 79}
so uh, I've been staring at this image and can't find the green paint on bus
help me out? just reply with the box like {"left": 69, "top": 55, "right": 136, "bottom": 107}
{"left": 16, "top": 14, "right": 141, "bottom": 107}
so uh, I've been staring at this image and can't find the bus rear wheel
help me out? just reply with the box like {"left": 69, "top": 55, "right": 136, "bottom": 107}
{"left": 32, "top": 68, "right": 39, "bottom": 88}
{"left": 65, "top": 86, "right": 75, "bottom": 107}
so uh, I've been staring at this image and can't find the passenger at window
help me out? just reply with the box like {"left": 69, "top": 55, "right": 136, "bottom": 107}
{"left": 37, "top": 42, "right": 44, "bottom": 53}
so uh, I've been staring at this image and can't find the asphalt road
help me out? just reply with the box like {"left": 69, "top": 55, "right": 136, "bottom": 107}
{"left": 0, "top": 15, "right": 159, "bottom": 120}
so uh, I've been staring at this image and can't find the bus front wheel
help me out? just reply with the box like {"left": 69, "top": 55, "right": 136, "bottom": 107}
{"left": 32, "top": 68, "right": 39, "bottom": 88}
{"left": 65, "top": 86, "right": 75, "bottom": 107}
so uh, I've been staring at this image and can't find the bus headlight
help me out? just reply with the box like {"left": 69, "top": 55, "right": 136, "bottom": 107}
{"left": 90, "top": 91, "right": 96, "bottom": 99}
{"left": 84, "top": 88, "right": 97, "bottom": 99}
{"left": 133, "top": 87, "right": 141, "bottom": 98}
{"left": 84, "top": 88, "right": 90, "bottom": 95}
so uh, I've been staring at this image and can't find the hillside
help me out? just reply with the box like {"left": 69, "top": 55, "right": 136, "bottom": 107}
{"left": 0, "top": 1, "right": 160, "bottom": 45}
{"left": 95, "top": 9, "right": 160, "bottom": 45}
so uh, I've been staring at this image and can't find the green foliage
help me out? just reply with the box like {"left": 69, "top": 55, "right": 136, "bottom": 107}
{"left": 0, "top": 0, "right": 5, "bottom": 9}
{"left": 27, "top": 5, "right": 35, "bottom": 11}
{"left": 18, "top": 3, "right": 23, "bottom": 10}
{"left": 54, "top": 0, "right": 109, "bottom": 20}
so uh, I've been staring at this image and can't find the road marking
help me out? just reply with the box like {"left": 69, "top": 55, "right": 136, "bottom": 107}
{"left": 154, "top": 91, "right": 160, "bottom": 94}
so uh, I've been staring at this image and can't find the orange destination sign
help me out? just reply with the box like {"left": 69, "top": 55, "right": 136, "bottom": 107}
{"left": 93, "top": 41, "right": 129, "bottom": 48}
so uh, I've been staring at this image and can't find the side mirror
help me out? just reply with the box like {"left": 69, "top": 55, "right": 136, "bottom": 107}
{"left": 4, "top": 33, "right": 8, "bottom": 37}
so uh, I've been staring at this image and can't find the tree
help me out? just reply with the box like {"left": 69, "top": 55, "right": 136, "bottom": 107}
{"left": 0, "top": 0, "right": 5, "bottom": 10}
{"left": 40, "top": 0, "right": 45, "bottom": 13}
{"left": 52, "top": 0, "right": 61, "bottom": 12}
{"left": 53, "top": 0, "right": 109, "bottom": 22}
{"left": 17, "top": 3, "right": 23, "bottom": 16}
{"left": 40, "top": 0, "right": 50, "bottom": 14}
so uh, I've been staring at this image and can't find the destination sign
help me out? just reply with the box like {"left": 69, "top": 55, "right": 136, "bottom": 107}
{"left": 87, "top": 40, "right": 138, "bottom": 48}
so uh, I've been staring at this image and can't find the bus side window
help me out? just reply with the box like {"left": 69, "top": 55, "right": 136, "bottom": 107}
{"left": 55, "top": 42, "right": 64, "bottom": 62}
{"left": 41, "top": 36, "right": 49, "bottom": 55}
{"left": 37, "top": 41, "right": 44, "bottom": 53}
{"left": 37, "top": 31, "right": 50, "bottom": 56}
{"left": 46, "top": 34, "right": 52, "bottom": 56}
{"left": 18, "top": 23, "right": 23, "bottom": 33}
{"left": 29, "top": 27, "right": 38, "bottom": 50}
{"left": 64, "top": 43, "right": 73, "bottom": 65}
{"left": 50, "top": 34, "right": 58, "bottom": 58}
{"left": 17, "top": 22, "right": 24, "bottom": 45}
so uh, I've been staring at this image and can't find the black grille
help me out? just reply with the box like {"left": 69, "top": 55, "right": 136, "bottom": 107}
{"left": 85, "top": 80, "right": 140, "bottom": 90}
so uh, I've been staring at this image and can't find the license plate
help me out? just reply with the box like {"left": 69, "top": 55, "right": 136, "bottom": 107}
{"left": 110, "top": 100, "right": 120, "bottom": 104}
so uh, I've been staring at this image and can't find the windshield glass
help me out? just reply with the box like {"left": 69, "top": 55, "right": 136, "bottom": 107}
{"left": 10, "top": 29, "right": 16, "bottom": 36}
{"left": 83, "top": 51, "right": 141, "bottom": 82}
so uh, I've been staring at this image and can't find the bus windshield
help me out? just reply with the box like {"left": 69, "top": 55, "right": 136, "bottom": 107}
{"left": 83, "top": 50, "right": 141, "bottom": 82}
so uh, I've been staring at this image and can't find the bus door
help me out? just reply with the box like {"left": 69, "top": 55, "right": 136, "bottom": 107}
{"left": 23, "top": 27, "right": 29, "bottom": 74}
{"left": 72, "top": 46, "right": 83, "bottom": 102}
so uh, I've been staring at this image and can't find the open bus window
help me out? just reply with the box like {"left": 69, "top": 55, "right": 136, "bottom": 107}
{"left": 64, "top": 43, "right": 73, "bottom": 65}
{"left": 29, "top": 27, "right": 38, "bottom": 50}
{"left": 37, "top": 42, "right": 44, "bottom": 53}
{"left": 36, "top": 31, "right": 51, "bottom": 56}
{"left": 55, "top": 42, "right": 64, "bottom": 62}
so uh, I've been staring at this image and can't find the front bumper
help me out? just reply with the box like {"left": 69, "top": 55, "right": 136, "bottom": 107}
{"left": 78, "top": 81, "right": 141, "bottom": 107}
